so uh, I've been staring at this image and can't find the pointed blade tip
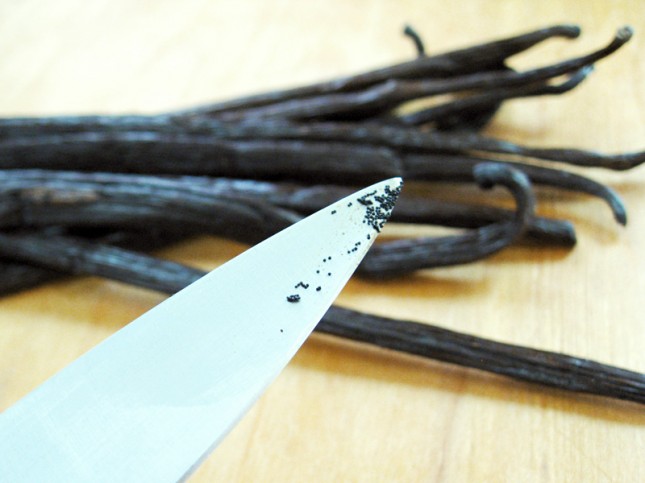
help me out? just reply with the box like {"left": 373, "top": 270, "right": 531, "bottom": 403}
{"left": 351, "top": 177, "right": 403, "bottom": 236}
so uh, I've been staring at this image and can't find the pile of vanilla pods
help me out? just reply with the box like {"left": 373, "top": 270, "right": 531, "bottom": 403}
{"left": 0, "top": 25, "right": 643, "bottom": 404}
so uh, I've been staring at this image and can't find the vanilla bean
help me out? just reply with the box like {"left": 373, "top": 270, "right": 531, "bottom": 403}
{"left": 320, "top": 307, "right": 645, "bottom": 405}
{"left": 0, "top": 232, "right": 197, "bottom": 293}
{"left": 360, "top": 163, "right": 535, "bottom": 277}
{"left": 1, "top": 118, "right": 640, "bottom": 197}
{"left": 0, "top": 26, "right": 580, "bottom": 136}
{"left": 205, "top": 28, "right": 630, "bottom": 122}
{"left": 198, "top": 177, "right": 575, "bottom": 243}
{"left": 0, "top": 228, "right": 194, "bottom": 295}
{"left": 0, "top": 261, "right": 62, "bottom": 295}
{"left": 0, "top": 169, "right": 574, "bottom": 245}
{"left": 402, "top": 153, "right": 627, "bottom": 224}
{"left": 0, "top": 115, "right": 172, "bottom": 139}
{"left": 0, "top": 135, "right": 403, "bottom": 181}
{"left": 222, "top": 121, "right": 645, "bottom": 171}
{"left": 0, "top": 208, "right": 574, "bottom": 295}
{"left": 20, "top": 129, "right": 634, "bottom": 173}
{"left": 174, "top": 24, "right": 582, "bottom": 118}
{"left": 0, "top": 231, "right": 641, "bottom": 405}
{"left": 3, "top": 85, "right": 642, "bottom": 174}
{"left": 0, "top": 171, "right": 297, "bottom": 244}
{"left": 158, "top": 119, "right": 645, "bottom": 172}
{"left": 242, "top": 121, "right": 645, "bottom": 171}
{"left": 400, "top": 66, "right": 591, "bottom": 127}
{"left": 171, "top": 118, "right": 645, "bottom": 171}
{"left": 403, "top": 25, "right": 426, "bottom": 57}
{"left": 0, "top": 25, "right": 568, "bottom": 140}
{"left": 0, "top": 164, "right": 538, "bottom": 278}
{"left": 0, "top": 27, "right": 637, "bottom": 177}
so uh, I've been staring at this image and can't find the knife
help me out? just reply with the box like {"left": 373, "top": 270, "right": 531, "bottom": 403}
{"left": 0, "top": 177, "right": 402, "bottom": 482}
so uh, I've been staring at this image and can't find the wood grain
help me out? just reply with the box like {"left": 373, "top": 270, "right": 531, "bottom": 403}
{"left": 0, "top": 1, "right": 643, "bottom": 481}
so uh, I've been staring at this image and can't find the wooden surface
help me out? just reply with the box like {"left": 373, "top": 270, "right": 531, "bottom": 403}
{"left": 1, "top": 1, "right": 644, "bottom": 481}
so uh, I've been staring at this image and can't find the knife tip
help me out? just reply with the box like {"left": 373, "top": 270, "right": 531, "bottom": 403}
{"left": 357, "top": 177, "right": 403, "bottom": 233}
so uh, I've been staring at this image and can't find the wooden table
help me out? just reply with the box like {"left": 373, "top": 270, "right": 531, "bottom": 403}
{"left": 1, "top": 1, "right": 643, "bottom": 481}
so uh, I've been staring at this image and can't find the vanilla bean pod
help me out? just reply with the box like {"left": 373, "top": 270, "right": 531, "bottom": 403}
{"left": 402, "top": 25, "right": 426, "bottom": 57}
{"left": 418, "top": 132, "right": 645, "bottom": 171}
{"left": 320, "top": 307, "right": 645, "bottom": 405}
{"left": 1, "top": 119, "right": 640, "bottom": 189}
{"left": 402, "top": 153, "right": 627, "bottom": 224}
{"left": 0, "top": 26, "right": 637, "bottom": 289}
{"left": 0, "top": 27, "right": 638, "bottom": 175}
{"left": 0, "top": 164, "right": 536, "bottom": 279}
{"left": 228, "top": 121, "right": 645, "bottom": 171}
{"left": 360, "top": 163, "right": 534, "bottom": 277}
{"left": 0, "top": 261, "right": 62, "bottom": 295}
{"left": 0, "top": 228, "right": 196, "bottom": 295}
{"left": 0, "top": 232, "right": 198, "bottom": 293}
{"left": 0, "top": 230, "right": 641, "bottom": 405}
{"left": 1, "top": 40, "right": 640, "bottom": 176}
{"left": 175, "top": 24, "right": 581, "bottom": 118}
{"left": 0, "top": 26, "right": 584, "bottom": 138}
{"left": 0, "top": 115, "right": 173, "bottom": 139}
{"left": 399, "top": 66, "right": 591, "bottom": 127}
{"left": 221, "top": 121, "right": 645, "bottom": 171}
{"left": 0, "top": 172, "right": 297, "bottom": 244}
{"left": 0, "top": 117, "right": 627, "bottom": 233}
{"left": 188, "top": 176, "right": 575, "bottom": 243}
{"left": 201, "top": 28, "right": 629, "bottom": 122}
{"left": 0, "top": 169, "right": 574, "bottom": 245}
{"left": 166, "top": 117, "right": 645, "bottom": 171}
{"left": 6, "top": 127, "right": 639, "bottom": 175}
{"left": 0, "top": 135, "right": 403, "bottom": 181}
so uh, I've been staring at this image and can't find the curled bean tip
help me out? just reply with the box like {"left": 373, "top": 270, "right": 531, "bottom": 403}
{"left": 617, "top": 25, "right": 634, "bottom": 42}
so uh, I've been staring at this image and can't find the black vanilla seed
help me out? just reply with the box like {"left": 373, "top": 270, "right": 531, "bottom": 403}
{"left": 357, "top": 183, "right": 402, "bottom": 232}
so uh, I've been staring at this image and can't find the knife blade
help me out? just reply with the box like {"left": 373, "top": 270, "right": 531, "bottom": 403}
{"left": 0, "top": 177, "right": 402, "bottom": 482}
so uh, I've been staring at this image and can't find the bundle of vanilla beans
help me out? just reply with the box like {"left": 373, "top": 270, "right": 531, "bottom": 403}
{"left": 1, "top": 25, "right": 643, "bottom": 404}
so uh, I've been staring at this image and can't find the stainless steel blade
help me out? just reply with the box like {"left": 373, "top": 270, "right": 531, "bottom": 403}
{"left": 0, "top": 177, "right": 402, "bottom": 482}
